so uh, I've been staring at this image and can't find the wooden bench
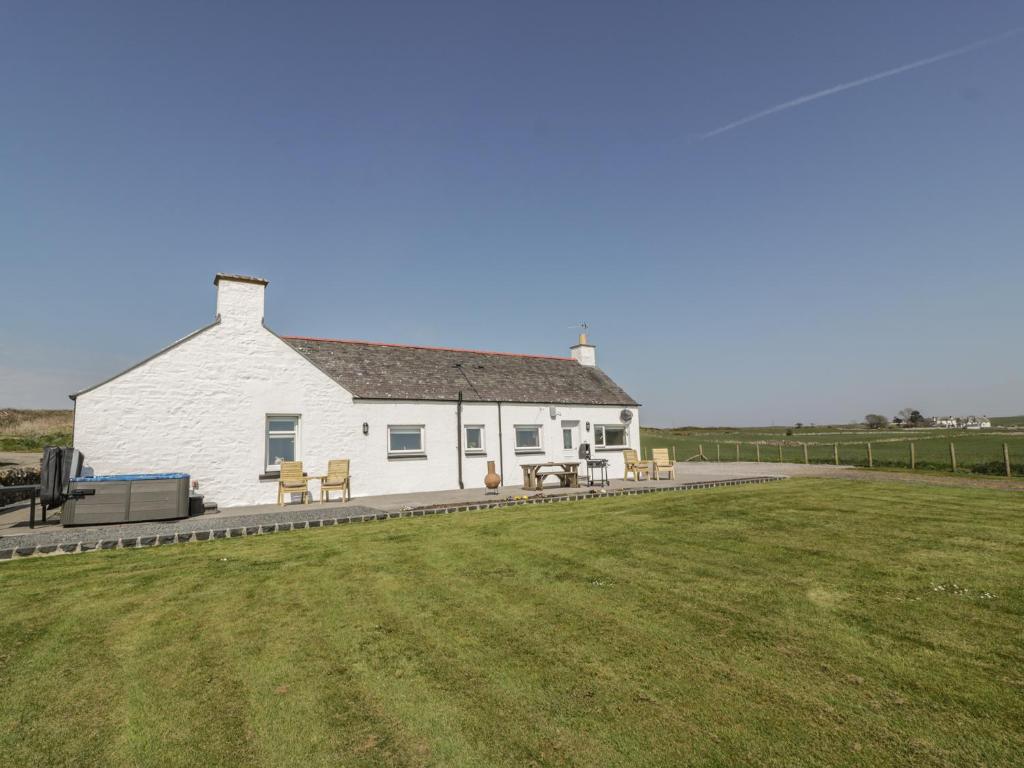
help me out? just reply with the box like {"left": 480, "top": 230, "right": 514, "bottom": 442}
{"left": 521, "top": 462, "right": 581, "bottom": 490}
{"left": 535, "top": 470, "right": 573, "bottom": 488}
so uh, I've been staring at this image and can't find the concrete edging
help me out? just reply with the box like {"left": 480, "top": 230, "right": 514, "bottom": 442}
{"left": 0, "top": 476, "right": 784, "bottom": 562}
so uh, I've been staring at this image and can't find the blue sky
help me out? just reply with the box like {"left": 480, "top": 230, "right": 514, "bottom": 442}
{"left": 2, "top": 1, "right": 1022, "bottom": 426}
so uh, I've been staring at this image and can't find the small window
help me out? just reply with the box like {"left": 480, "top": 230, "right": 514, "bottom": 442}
{"left": 388, "top": 425, "right": 425, "bottom": 456}
{"left": 464, "top": 425, "right": 485, "bottom": 454}
{"left": 514, "top": 425, "right": 542, "bottom": 452}
{"left": 594, "top": 424, "right": 627, "bottom": 448}
{"left": 266, "top": 415, "right": 299, "bottom": 470}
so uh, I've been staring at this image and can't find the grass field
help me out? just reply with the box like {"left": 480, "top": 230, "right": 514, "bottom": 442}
{"left": 0, "top": 409, "right": 73, "bottom": 452}
{"left": 2, "top": 480, "right": 1022, "bottom": 767}
{"left": 991, "top": 415, "right": 1024, "bottom": 427}
{"left": 642, "top": 426, "right": 1024, "bottom": 475}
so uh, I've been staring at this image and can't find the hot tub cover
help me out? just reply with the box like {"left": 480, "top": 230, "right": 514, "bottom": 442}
{"left": 70, "top": 473, "right": 190, "bottom": 483}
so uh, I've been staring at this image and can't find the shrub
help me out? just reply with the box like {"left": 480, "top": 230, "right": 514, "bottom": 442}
{"left": 0, "top": 433, "right": 72, "bottom": 452}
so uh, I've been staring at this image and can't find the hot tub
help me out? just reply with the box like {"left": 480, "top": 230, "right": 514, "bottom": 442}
{"left": 62, "top": 473, "right": 190, "bottom": 526}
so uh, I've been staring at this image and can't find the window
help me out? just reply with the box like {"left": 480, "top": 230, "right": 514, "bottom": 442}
{"left": 388, "top": 425, "right": 425, "bottom": 456}
{"left": 514, "top": 425, "right": 542, "bottom": 452}
{"left": 563, "top": 428, "right": 573, "bottom": 450}
{"left": 464, "top": 425, "right": 485, "bottom": 454}
{"left": 594, "top": 424, "right": 628, "bottom": 448}
{"left": 266, "top": 415, "right": 299, "bottom": 470}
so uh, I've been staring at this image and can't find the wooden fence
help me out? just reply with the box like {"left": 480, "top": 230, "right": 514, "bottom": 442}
{"left": 638, "top": 440, "right": 1017, "bottom": 477}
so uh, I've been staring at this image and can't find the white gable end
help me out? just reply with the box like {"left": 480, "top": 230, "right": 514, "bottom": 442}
{"left": 73, "top": 307, "right": 358, "bottom": 507}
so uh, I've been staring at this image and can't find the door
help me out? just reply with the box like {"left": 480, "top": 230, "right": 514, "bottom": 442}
{"left": 561, "top": 420, "right": 580, "bottom": 458}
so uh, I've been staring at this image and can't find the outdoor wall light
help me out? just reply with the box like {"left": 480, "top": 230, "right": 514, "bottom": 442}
{"left": 585, "top": 422, "right": 590, "bottom": 432}
{"left": 362, "top": 422, "right": 369, "bottom": 436}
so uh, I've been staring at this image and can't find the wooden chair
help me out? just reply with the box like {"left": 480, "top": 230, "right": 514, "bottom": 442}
{"left": 277, "top": 460, "right": 310, "bottom": 505}
{"left": 651, "top": 448, "right": 676, "bottom": 481}
{"left": 623, "top": 449, "right": 648, "bottom": 481}
{"left": 319, "top": 459, "right": 351, "bottom": 502}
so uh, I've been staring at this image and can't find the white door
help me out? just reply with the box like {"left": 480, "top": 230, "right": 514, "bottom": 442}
{"left": 561, "top": 420, "right": 580, "bottom": 458}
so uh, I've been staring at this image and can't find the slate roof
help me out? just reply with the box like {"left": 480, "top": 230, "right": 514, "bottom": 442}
{"left": 282, "top": 336, "right": 639, "bottom": 406}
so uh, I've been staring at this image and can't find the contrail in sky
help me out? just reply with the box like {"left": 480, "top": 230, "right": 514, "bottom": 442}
{"left": 701, "top": 26, "right": 1024, "bottom": 139}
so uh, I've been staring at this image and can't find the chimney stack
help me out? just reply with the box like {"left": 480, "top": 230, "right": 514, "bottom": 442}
{"left": 570, "top": 332, "right": 596, "bottom": 367}
{"left": 214, "top": 273, "right": 268, "bottom": 326}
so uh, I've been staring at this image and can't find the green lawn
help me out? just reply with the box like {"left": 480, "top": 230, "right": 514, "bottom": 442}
{"left": 2, "top": 480, "right": 1022, "bottom": 767}
{"left": 990, "top": 415, "right": 1024, "bottom": 427}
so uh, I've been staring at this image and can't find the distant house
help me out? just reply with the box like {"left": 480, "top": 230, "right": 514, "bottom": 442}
{"left": 70, "top": 274, "right": 641, "bottom": 507}
{"left": 934, "top": 416, "right": 991, "bottom": 430}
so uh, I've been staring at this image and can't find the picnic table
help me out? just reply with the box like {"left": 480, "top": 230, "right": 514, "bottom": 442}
{"left": 520, "top": 461, "right": 580, "bottom": 491}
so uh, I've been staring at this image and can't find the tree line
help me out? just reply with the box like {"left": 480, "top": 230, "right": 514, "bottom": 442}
{"left": 863, "top": 408, "right": 928, "bottom": 429}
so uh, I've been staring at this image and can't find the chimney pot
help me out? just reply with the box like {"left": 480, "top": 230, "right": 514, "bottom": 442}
{"left": 570, "top": 335, "right": 596, "bottom": 367}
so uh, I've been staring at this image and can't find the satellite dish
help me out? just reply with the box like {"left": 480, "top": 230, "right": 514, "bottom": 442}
{"left": 620, "top": 409, "right": 633, "bottom": 422}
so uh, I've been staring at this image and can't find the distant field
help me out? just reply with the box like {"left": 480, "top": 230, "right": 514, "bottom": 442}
{"left": 642, "top": 425, "right": 1024, "bottom": 475}
{"left": 991, "top": 415, "right": 1024, "bottom": 427}
{"left": 0, "top": 409, "right": 73, "bottom": 452}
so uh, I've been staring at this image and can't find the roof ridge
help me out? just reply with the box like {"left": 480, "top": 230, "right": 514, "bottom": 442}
{"left": 282, "top": 335, "right": 575, "bottom": 361}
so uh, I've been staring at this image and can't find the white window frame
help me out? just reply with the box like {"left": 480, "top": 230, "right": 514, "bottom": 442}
{"left": 561, "top": 421, "right": 580, "bottom": 451}
{"left": 266, "top": 415, "right": 300, "bottom": 471}
{"left": 594, "top": 424, "right": 628, "bottom": 449}
{"left": 388, "top": 424, "right": 426, "bottom": 457}
{"left": 514, "top": 424, "right": 543, "bottom": 453}
{"left": 463, "top": 424, "right": 486, "bottom": 455}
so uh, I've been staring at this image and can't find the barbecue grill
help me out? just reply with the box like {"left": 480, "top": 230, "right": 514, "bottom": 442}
{"left": 578, "top": 443, "right": 609, "bottom": 487}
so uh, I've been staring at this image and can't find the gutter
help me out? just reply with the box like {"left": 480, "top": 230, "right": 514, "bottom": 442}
{"left": 456, "top": 390, "right": 464, "bottom": 489}
{"left": 497, "top": 401, "right": 504, "bottom": 484}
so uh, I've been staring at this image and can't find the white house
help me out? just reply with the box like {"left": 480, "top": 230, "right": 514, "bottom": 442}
{"left": 71, "top": 274, "right": 641, "bottom": 507}
{"left": 933, "top": 416, "right": 992, "bottom": 430}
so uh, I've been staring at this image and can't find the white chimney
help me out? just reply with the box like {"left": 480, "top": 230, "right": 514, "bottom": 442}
{"left": 214, "top": 273, "right": 268, "bottom": 326}
{"left": 570, "top": 332, "right": 596, "bottom": 367}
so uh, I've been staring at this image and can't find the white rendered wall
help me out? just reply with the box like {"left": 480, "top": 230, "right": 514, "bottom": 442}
{"left": 73, "top": 281, "right": 642, "bottom": 507}
{"left": 351, "top": 400, "right": 641, "bottom": 495}
{"left": 73, "top": 315, "right": 359, "bottom": 508}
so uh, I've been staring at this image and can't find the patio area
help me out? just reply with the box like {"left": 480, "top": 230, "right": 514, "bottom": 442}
{"left": 0, "top": 463, "right": 789, "bottom": 559}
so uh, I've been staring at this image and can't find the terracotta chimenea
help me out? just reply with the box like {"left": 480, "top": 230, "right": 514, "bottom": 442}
{"left": 484, "top": 461, "right": 501, "bottom": 491}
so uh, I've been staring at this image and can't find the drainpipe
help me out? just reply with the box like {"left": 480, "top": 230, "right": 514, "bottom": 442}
{"left": 456, "top": 390, "right": 464, "bottom": 489}
{"left": 497, "top": 401, "right": 504, "bottom": 484}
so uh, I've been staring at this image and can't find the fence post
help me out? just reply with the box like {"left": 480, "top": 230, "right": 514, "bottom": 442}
{"left": 867, "top": 443, "right": 873, "bottom": 468}
{"left": 1004, "top": 443, "right": 1012, "bottom": 478}
{"left": 833, "top": 443, "right": 839, "bottom": 465}
{"left": 778, "top": 444, "right": 783, "bottom": 463}
{"left": 735, "top": 442, "right": 740, "bottom": 461}
{"left": 755, "top": 444, "right": 761, "bottom": 462}
{"left": 910, "top": 442, "right": 916, "bottom": 470}
{"left": 672, "top": 445, "right": 677, "bottom": 463}
{"left": 803, "top": 443, "right": 809, "bottom": 464}
{"left": 716, "top": 443, "right": 721, "bottom": 462}
{"left": 950, "top": 443, "right": 957, "bottom": 472}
